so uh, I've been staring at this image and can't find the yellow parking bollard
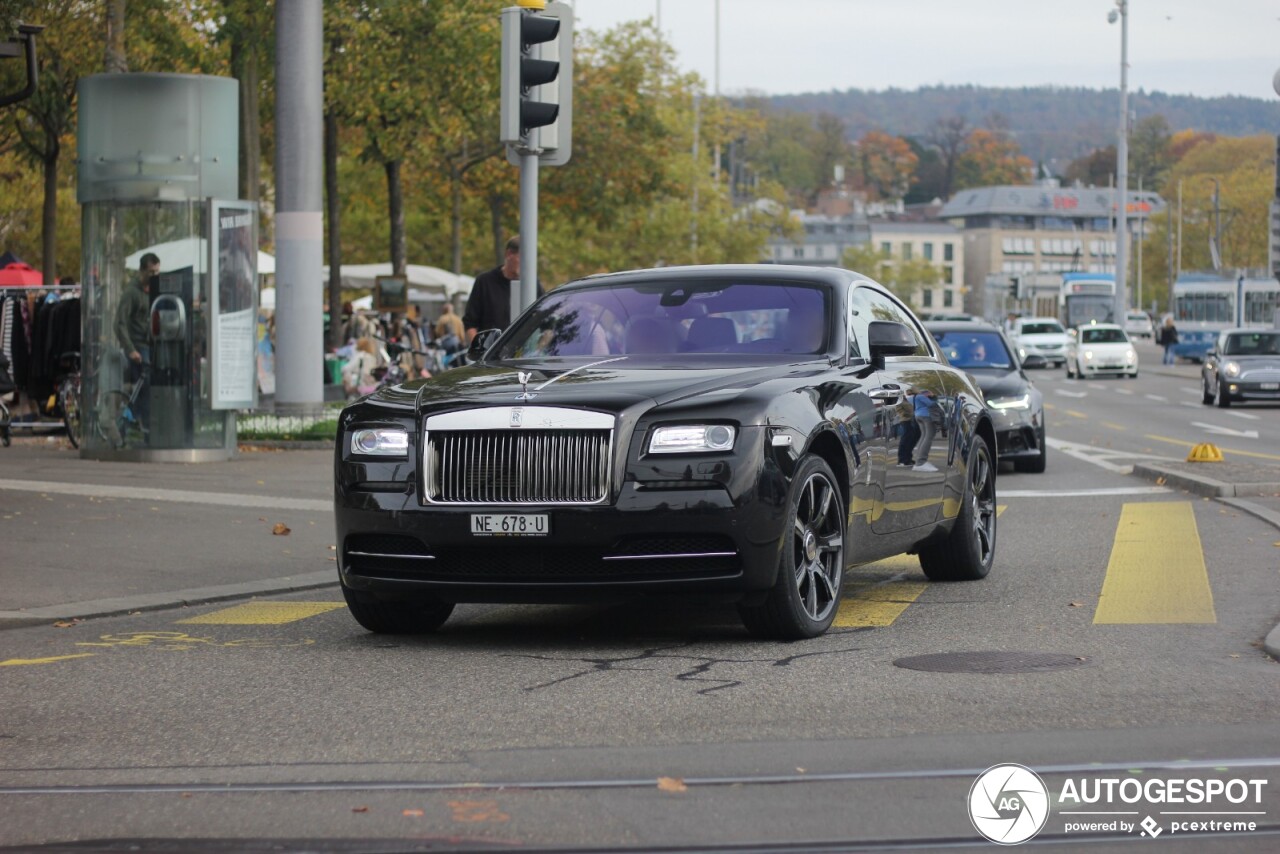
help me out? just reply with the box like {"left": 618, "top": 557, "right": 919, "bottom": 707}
{"left": 1186, "top": 443, "right": 1224, "bottom": 462}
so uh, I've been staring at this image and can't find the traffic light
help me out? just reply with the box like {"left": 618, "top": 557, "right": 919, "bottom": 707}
{"left": 500, "top": 1, "right": 573, "bottom": 157}
{"left": 1009, "top": 276, "right": 1021, "bottom": 299}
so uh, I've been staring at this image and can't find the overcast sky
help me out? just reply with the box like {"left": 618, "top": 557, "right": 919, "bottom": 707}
{"left": 570, "top": 0, "right": 1280, "bottom": 100}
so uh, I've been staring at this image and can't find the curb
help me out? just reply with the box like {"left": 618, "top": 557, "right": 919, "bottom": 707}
{"left": 237, "top": 440, "right": 334, "bottom": 451}
{"left": 0, "top": 571, "right": 338, "bottom": 630}
{"left": 1129, "top": 463, "right": 1280, "bottom": 499}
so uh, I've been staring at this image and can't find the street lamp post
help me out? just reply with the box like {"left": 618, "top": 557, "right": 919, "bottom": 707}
{"left": 1108, "top": 1, "right": 1129, "bottom": 323}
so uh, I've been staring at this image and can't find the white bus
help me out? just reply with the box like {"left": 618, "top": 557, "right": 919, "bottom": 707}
{"left": 1059, "top": 272, "right": 1116, "bottom": 329}
{"left": 1170, "top": 275, "right": 1280, "bottom": 361}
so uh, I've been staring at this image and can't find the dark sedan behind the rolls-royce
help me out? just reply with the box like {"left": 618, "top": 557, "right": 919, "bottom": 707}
{"left": 926, "top": 321, "right": 1046, "bottom": 473}
{"left": 335, "top": 265, "right": 997, "bottom": 639}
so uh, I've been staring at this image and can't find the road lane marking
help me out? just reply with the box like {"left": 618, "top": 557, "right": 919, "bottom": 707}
{"left": 0, "top": 653, "right": 96, "bottom": 667}
{"left": 1055, "top": 390, "right": 1088, "bottom": 399}
{"left": 1115, "top": 388, "right": 1134, "bottom": 395}
{"left": 834, "top": 581, "right": 928, "bottom": 628}
{"left": 1001, "top": 487, "right": 1170, "bottom": 497}
{"left": 1226, "top": 411, "right": 1261, "bottom": 421}
{"left": 1093, "top": 502, "right": 1216, "bottom": 624}
{"left": 1064, "top": 410, "right": 1089, "bottom": 419}
{"left": 176, "top": 601, "right": 345, "bottom": 625}
{"left": 1144, "top": 394, "right": 1168, "bottom": 402}
{"left": 1180, "top": 387, "right": 1200, "bottom": 396}
{"left": 1180, "top": 401, "right": 1200, "bottom": 408}
{"left": 1102, "top": 421, "right": 1125, "bottom": 431}
{"left": 1191, "top": 421, "right": 1259, "bottom": 439}
{"left": 1145, "top": 435, "right": 1280, "bottom": 461}
{"left": 0, "top": 479, "right": 331, "bottom": 513}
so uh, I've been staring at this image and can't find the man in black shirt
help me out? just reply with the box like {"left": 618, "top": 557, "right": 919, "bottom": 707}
{"left": 463, "top": 236, "right": 542, "bottom": 343}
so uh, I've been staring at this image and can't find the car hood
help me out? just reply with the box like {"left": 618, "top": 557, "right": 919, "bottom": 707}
{"left": 1017, "top": 333, "right": 1070, "bottom": 346}
{"left": 965, "top": 368, "right": 1030, "bottom": 402}
{"left": 363, "top": 359, "right": 828, "bottom": 413}
{"left": 1226, "top": 356, "right": 1280, "bottom": 371}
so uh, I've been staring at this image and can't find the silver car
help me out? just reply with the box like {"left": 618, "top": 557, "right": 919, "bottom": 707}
{"left": 1201, "top": 329, "right": 1280, "bottom": 407}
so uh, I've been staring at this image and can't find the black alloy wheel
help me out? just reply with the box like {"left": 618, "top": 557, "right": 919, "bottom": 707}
{"left": 919, "top": 435, "right": 996, "bottom": 581}
{"left": 739, "top": 455, "right": 845, "bottom": 640}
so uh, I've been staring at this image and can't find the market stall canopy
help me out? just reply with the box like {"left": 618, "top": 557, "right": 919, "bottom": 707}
{"left": 125, "top": 237, "right": 275, "bottom": 275}
{"left": 321, "top": 263, "right": 474, "bottom": 300}
{"left": 0, "top": 262, "right": 44, "bottom": 286}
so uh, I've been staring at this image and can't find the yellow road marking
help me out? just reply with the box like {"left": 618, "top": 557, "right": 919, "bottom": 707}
{"left": 1144, "top": 434, "right": 1280, "bottom": 462}
{"left": 835, "top": 580, "right": 928, "bottom": 627}
{"left": 176, "top": 601, "right": 345, "bottom": 625}
{"left": 0, "top": 653, "right": 96, "bottom": 667}
{"left": 1044, "top": 402, "right": 1057, "bottom": 410}
{"left": 1102, "top": 422, "right": 1125, "bottom": 431}
{"left": 1093, "top": 502, "right": 1216, "bottom": 624}
{"left": 1064, "top": 409, "right": 1089, "bottom": 419}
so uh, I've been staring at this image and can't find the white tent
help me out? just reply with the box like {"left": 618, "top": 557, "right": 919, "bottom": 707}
{"left": 125, "top": 236, "right": 275, "bottom": 275}
{"left": 320, "top": 263, "right": 474, "bottom": 301}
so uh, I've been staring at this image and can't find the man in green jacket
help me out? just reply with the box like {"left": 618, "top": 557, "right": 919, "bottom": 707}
{"left": 115, "top": 253, "right": 159, "bottom": 433}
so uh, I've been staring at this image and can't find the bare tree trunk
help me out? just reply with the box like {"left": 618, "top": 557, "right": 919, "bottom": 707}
{"left": 489, "top": 193, "right": 504, "bottom": 267}
{"left": 325, "top": 109, "right": 342, "bottom": 350}
{"left": 232, "top": 37, "right": 260, "bottom": 203}
{"left": 105, "top": 0, "right": 127, "bottom": 73}
{"left": 450, "top": 163, "right": 462, "bottom": 275}
{"left": 385, "top": 159, "right": 405, "bottom": 276}
{"left": 42, "top": 143, "right": 57, "bottom": 283}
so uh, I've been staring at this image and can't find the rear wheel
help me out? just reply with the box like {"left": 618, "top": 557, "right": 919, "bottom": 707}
{"left": 341, "top": 581, "right": 454, "bottom": 634}
{"left": 59, "top": 376, "right": 81, "bottom": 449}
{"left": 739, "top": 455, "right": 845, "bottom": 640}
{"left": 918, "top": 436, "right": 996, "bottom": 581}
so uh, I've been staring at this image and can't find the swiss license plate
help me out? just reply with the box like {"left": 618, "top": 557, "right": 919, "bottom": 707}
{"left": 470, "top": 513, "right": 549, "bottom": 537}
{"left": 1260, "top": 383, "right": 1279, "bottom": 391}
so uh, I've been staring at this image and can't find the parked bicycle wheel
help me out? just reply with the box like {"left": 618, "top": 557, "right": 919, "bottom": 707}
{"left": 59, "top": 374, "right": 82, "bottom": 448}
{"left": 99, "top": 389, "right": 143, "bottom": 449}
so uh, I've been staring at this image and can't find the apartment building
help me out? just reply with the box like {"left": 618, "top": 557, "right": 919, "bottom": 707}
{"left": 938, "top": 183, "right": 1165, "bottom": 316}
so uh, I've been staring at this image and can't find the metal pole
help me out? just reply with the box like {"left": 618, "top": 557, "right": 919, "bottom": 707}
{"left": 691, "top": 92, "right": 701, "bottom": 262}
{"left": 1114, "top": 0, "right": 1129, "bottom": 321}
{"left": 1167, "top": 199, "right": 1174, "bottom": 314}
{"left": 1136, "top": 175, "right": 1143, "bottom": 312}
{"left": 274, "top": 0, "right": 325, "bottom": 411}
{"left": 713, "top": 0, "right": 720, "bottom": 182}
{"left": 519, "top": 151, "right": 539, "bottom": 312}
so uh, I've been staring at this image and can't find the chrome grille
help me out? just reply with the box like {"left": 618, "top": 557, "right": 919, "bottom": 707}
{"left": 424, "top": 428, "right": 612, "bottom": 504}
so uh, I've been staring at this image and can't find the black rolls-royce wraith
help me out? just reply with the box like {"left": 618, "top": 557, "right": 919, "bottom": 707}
{"left": 335, "top": 265, "right": 997, "bottom": 639}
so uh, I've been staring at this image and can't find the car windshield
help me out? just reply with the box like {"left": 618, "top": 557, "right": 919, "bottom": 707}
{"left": 495, "top": 280, "right": 830, "bottom": 359}
{"left": 1223, "top": 332, "right": 1280, "bottom": 356}
{"left": 1081, "top": 327, "right": 1127, "bottom": 344}
{"left": 933, "top": 330, "right": 1013, "bottom": 369}
{"left": 1020, "top": 321, "right": 1064, "bottom": 335}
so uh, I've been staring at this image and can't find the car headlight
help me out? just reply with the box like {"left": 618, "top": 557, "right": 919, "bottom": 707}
{"left": 988, "top": 393, "right": 1031, "bottom": 411}
{"left": 1125, "top": 348, "right": 1136, "bottom": 362}
{"left": 1083, "top": 349, "right": 1094, "bottom": 361}
{"left": 649, "top": 424, "right": 736, "bottom": 454}
{"left": 350, "top": 427, "right": 409, "bottom": 457}
{"left": 1018, "top": 347, "right": 1027, "bottom": 360}
{"left": 1224, "top": 361, "right": 1241, "bottom": 377}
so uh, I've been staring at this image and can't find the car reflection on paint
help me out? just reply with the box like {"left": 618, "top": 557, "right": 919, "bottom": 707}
{"left": 926, "top": 321, "right": 1046, "bottom": 474}
{"left": 334, "top": 265, "right": 997, "bottom": 640}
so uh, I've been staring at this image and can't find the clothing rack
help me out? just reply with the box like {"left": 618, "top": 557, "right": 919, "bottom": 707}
{"left": 0, "top": 286, "right": 81, "bottom": 435}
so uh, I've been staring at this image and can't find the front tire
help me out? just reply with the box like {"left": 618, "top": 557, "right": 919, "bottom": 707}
{"left": 1215, "top": 382, "right": 1232, "bottom": 408}
{"left": 341, "top": 581, "right": 454, "bottom": 634}
{"left": 918, "top": 435, "right": 996, "bottom": 581}
{"left": 1014, "top": 429, "right": 1047, "bottom": 474}
{"left": 739, "top": 455, "right": 845, "bottom": 640}
{"left": 59, "top": 378, "right": 81, "bottom": 449}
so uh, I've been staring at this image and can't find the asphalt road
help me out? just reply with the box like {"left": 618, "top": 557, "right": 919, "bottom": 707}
{"left": 1, "top": 340, "right": 1278, "bottom": 851}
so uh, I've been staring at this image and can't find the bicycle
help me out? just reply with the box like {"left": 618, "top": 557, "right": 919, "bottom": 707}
{"left": 56, "top": 351, "right": 82, "bottom": 448}
{"left": 99, "top": 361, "right": 150, "bottom": 449}
{"left": 0, "top": 350, "right": 13, "bottom": 448}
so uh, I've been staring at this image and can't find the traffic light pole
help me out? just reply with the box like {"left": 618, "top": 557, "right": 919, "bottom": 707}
{"left": 519, "top": 149, "right": 540, "bottom": 312}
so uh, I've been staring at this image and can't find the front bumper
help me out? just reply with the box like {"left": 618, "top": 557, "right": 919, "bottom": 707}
{"left": 1218, "top": 379, "right": 1280, "bottom": 403}
{"left": 990, "top": 408, "right": 1043, "bottom": 460}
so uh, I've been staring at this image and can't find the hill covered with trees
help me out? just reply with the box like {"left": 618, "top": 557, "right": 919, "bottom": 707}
{"left": 767, "top": 85, "right": 1280, "bottom": 167}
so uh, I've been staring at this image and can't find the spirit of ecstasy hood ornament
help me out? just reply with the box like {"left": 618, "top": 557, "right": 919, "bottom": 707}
{"left": 516, "top": 371, "right": 534, "bottom": 401}
{"left": 513, "top": 357, "right": 627, "bottom": 402}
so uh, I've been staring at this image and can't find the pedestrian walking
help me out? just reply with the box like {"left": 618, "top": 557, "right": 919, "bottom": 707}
{"left": 1158, "top": 316, "right": 1179, "bottom": 365}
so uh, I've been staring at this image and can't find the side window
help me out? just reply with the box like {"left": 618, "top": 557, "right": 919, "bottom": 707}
{"left": 849, "top": 286, "right": 932, "bottom": 360}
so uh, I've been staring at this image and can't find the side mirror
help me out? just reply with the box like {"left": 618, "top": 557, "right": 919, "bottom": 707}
{"left": 868, "top": 320, "right": 918, "bottom": 368}
{"left": 467, "top": 328, "right": 501, "bottom": 363}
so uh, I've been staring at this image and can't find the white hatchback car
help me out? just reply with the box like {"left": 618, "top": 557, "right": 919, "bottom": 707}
{"left": 1067, "top": 323, "right": 1139, "bottom": 379}
{"left": 1124, "top": 311, "right": 1154, "bottom": 339}
{"left": 1009, "top": 317, "right": 1070, "bottom": 368}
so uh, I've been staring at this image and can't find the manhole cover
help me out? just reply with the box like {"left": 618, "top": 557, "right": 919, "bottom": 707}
{"left": 893, "top": 651, "right": 1090, "bottom": 674}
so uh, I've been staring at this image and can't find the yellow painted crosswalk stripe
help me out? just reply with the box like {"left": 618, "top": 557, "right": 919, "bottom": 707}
{"left": 176, "top": 601, "right": 345, "bottom": 625}
{"left": 1093, "top": 502, "right": 1216, "bottom": 624}
{"left": 833, "top": 506, "right": 1006, "bottom": 629}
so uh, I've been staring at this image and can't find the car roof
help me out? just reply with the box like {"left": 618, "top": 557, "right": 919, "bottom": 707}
{"left": 562, "top": 264, "right": 866, "bottom": 292}
{"left": 1079, "top": 323, "right": 1124, "bottom": 331}
{"left": 1016, "top": 316, "right": 1063, "bottom": 325}
{"left": 924, "top": 321, "right": 1004, "bottom": 334}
